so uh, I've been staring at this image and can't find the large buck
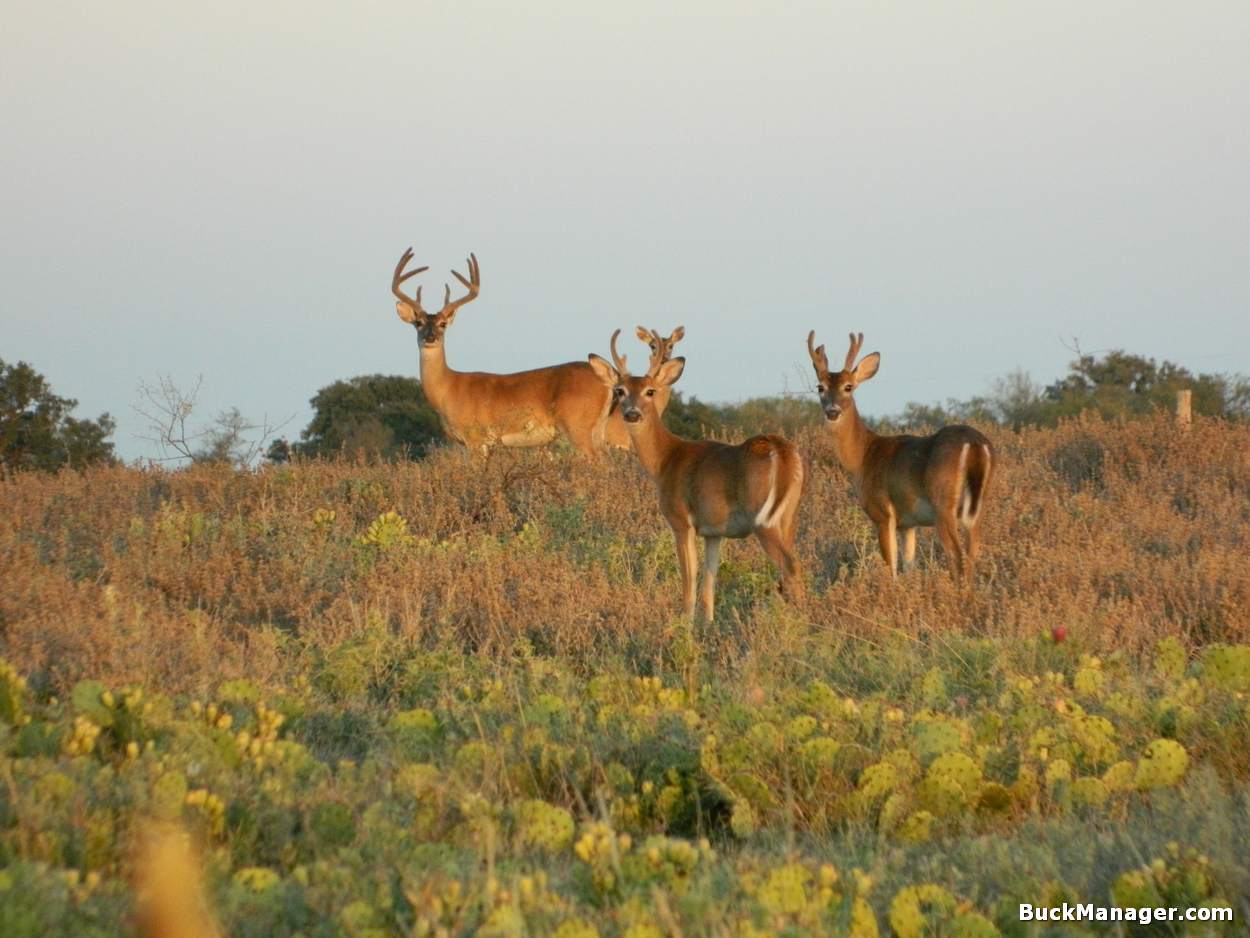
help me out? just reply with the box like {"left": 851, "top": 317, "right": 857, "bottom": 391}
{"left": 589, "top": 331, "right": 804, "bottom": 621}
{"left": 807, "top": 331, "right": 993, "bottom": 580}
{"left": 392, "top": 249, "right": 680, "bottom": 454}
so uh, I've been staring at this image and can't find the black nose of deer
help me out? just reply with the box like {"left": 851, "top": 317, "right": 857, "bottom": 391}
{"left": 824, "top": 404, "right": 841, "bottom": 421}
{"left": 623, "top": 408, "right": 642, "bottom": 423}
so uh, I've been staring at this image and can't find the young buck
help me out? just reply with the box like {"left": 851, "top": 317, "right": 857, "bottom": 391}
{"left": 807, "top": 331, "right": 993, "bottom": 580}
{"left": 392, "top": 248, "right": 617, "bottom": 454}
{"left": 589, "top": 331, "right": 804, "bottom": 621}
{"left": 599, "top": 326, "right": 685, "bottom": 449}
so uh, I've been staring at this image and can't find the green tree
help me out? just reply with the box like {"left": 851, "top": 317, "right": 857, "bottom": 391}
{"left": 887, "top": 350, "right": 1250, "bottom": 430}
{"left": 285, "top": 375, "right": 443, "bottom": 460}
{"left": 0, "top": 359, "right": 115, "bottom": 472}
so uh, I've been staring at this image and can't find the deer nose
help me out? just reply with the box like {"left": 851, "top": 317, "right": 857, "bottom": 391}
{"left": 623, "top": 408, "right": 642, "bottom": 423}
{"left": 824, "top": 404, "right": 841, "bottom": 420}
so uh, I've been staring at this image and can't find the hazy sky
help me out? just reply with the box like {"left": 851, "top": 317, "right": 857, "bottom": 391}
{"left": 3, "top": 1, "right": 1247, "bottom": 460}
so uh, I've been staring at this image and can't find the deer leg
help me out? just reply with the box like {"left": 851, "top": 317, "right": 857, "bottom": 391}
{"left": 701, "top": 536, "right": 723, "bottom": 622}
{"left": 876, "top": 515, "right": 898, "bottom": 578}
{"left": 936, "top": 512, "right": 967, "bottom": 581}
{"left": 672, "top": 522, "right": 698, "bottom": 619}
{"left": 965, "top": 520, "right": 981, "bottom": 575}
{"left": 899, "top": 527, "right": 916, "bottom": 571}
{"left": 756, "top": 526, "right": 802, "bottom": 599}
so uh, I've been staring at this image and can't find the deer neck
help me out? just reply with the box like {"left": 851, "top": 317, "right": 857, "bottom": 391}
{"left": 829, "top": 403, "right": 875, "bottom": 480}
{"left": 418, "top": 343, "right": 457, "bottom": 408}
{"left": 627, "top": 410, "right": 682, "bottom": 478}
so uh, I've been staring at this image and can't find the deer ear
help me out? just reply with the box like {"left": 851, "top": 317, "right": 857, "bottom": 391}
{"left": 588, "top": 354, "right": 619, "bottom": 388}
{"left": 854, "top": 352, "right": 881, "bottom": 384}
{"left": 654, "top": 357, "right": 686, "bottom": 387}
{"left": 396, "top": 301, "right": 420, "bottom": 325}
{"left": 635, "top": 326, "right": 653, "bottom": 344}
{"left": 668, "top": 326, "right": 685, "bottom": 345}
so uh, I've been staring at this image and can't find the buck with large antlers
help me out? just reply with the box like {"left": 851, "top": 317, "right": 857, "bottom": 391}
{"left": 807, "top": 331, "right": 993, "bottom": 581}
{"left": 590, "top": 331, "right": 804, "bottom": 621}
{"left": 392, "top": 249, "right": 680, "bottom": 454}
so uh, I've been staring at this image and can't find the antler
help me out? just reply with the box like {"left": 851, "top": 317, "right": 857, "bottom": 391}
{"left": 807, "top": 330, "right": 829, "bottom": 371}
{"left": 609, "top": 328, "right": 629, "bottom": 375}
{"left": 844, "top": 332, "right": 865, "bottom": 371}
{"left": 392, "top": 248, "right": 431, "bottom": 317}
{"left": 440, "top": 253, "right": 480, "bottom": 318}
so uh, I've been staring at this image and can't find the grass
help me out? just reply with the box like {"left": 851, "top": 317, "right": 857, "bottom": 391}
{"left": 1, "top": 412, "right": 1249, "bottom": 935}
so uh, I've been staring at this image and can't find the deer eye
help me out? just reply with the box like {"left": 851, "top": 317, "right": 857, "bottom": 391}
{"left": 645, "top": 388, "right": 656, "bottom": 397}
{"left": 816, "top": 384, "right": 826, "bottom": 393}
{"left": 843, "top": 383, "right": 853, "bottom": 392}
{"left": 613, "top": 387, "right": 625, "bottom": 397}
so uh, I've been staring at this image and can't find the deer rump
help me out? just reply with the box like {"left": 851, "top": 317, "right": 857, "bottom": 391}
{"left": 863, "top": 425, "right": 992, "bottom": 528}
{"left": 665, "top": 436, "right": 802, "bottom": 538}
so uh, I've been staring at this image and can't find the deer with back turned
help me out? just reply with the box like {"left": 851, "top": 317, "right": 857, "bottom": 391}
{"left": 807, "top": 330, "right": 993, "bottom": 580}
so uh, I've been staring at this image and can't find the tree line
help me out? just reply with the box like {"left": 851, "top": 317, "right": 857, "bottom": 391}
{"left": 3, "top": 350, "right": 1248, "bottom": 472}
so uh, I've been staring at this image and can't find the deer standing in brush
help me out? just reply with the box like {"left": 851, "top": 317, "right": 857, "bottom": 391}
{"left": 807, "top": 331, "right": 993, "bottom": 580}
{"left": 589, "top": 331, "right": 804, "bottom": 621}
{"left": 392, "top": 249, "right": 681, "bottom": 454}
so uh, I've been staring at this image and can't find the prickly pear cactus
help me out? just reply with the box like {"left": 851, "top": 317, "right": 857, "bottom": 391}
{"left": 1200, "top": 644, "right": 1250, "bottom": 692}
{"left": 1134, "top": 739, "right": 1189, "bottom": 790}
{"left": 888, "top": 884, "right": 957, "bottom": 938}
{"left": 1070, "top": 776, "right": 1109, "bottom": 808}
{"left": 513, "top": 799, "right": 574, "bottom": 853}
{"left": 1154, "top": 636, "right": 1187, "bottom": 680}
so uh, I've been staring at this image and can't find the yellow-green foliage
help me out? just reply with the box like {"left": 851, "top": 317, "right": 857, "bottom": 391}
{"left": 2, "top": 417, "right": 1250, "bottom": 935}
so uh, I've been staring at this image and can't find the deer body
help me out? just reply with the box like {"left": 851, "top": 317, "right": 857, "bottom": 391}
{"left": 391, "top": 249, "right": 620, "bottom": 455}
{"left": 417, "top": 346, "right": 610, "bottom": 451}
{"left": 809, "top": 331, "right": 993, "bottom": 579}
{"left": 591, "top": 332, "right": 803, "bottom": 621}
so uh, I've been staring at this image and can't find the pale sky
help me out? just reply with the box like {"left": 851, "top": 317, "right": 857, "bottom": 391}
{"left": 2, "top": 1, "right": 1247, "bottom": 460}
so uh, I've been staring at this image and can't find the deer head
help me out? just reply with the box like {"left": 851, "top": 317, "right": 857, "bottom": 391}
{"left": 589, "top": 330, "right": 686, "bottom": 424}
{"left": 391, "top": 249, "right": 480, "bottom": 349}
{"left": 807, "top": 330, "right": 880, "bottom": 423}
{"left": 636, "top": 325, "right": 685, "bottom": 372}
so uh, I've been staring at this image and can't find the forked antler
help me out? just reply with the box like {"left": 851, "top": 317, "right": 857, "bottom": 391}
{"left": 844, "top": 332, "right": 865, "bottom": 371}
{"left": 440, "top": 253, "right": 480, "bottom": 318}
{"left": 609, "top": 328, "right": 629, "bottom": 375}
{"left": 391, "top": 250, "right": 480, "bottom": 320}
{"left": 392, "top": 248, "right": 431, "bottom": 317}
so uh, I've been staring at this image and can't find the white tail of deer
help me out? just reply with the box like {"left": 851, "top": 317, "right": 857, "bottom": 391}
{"left": 393, "top": 249, "right": 626, "bottom": 454}
{"left": 589, "top": 330, "right": 804, "bottom": 620}
{"left": 807, "top": 330, "right": 994, "bottom": 581}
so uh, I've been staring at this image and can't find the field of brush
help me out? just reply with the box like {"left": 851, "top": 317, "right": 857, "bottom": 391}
{"left": 2, "top": 413, "right": 1250, "bottom": 936}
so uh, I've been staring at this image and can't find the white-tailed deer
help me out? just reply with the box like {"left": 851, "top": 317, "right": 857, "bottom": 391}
{"left": 599, "top": 327, "right": 685, "bottom": 449}
{"left": 589, "top": 331, "right": 804, "bottom": 621}
{"left": 807, "top": 331, "right": 993, "bottom": 580}
{"left": 392, "top": 249, "right": 617, "bottom": 454}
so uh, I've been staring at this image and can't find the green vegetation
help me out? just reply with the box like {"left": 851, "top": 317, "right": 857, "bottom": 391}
{"left": 0, "top": 358, "right": 115, "bottom": 472}
{"left": 2, "top": 413, "right": 1249, "bottom": 934}
{"left": 1, "top": 634, "right": 1247, "bottom": 935}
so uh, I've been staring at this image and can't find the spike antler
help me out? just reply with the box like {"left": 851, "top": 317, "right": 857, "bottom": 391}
{"left": 609, "top": 328, "right": 629, "bottom": 375}
{"left": 807, "top": 330, "right": 829, "bottom": 371}
{"left": 844, "top": 332, "right": 865, "bottom": 371}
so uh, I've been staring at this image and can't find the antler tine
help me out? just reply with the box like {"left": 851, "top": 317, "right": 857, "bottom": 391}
{"left": 441, "top": 252, "right": 481, "bottom": 317}
{"left": 609, "top": 328, "right": 629, "bottom": 375}
{"left": 844, "top": 332, "right": 864, "bottom": 371}
{"left": 391, "top": 248, "right": 430, "bottom": 313}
